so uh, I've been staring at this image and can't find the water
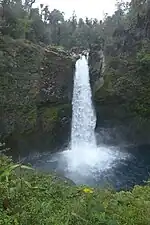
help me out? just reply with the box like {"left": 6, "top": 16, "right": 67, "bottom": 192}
{"left": 71, "top": 56, "right": 96, "bottom": 148}
{"left": 58, "top": 55, "right": 127, "bottom": 184}
{"left": 69, "top": 55, "right": 98, "bottom": 170}
{"left": 24, "top": 56, "right": 128, "bottom": 187}
{"left": 18, "top": 56, "right": 150, "bottom": 190}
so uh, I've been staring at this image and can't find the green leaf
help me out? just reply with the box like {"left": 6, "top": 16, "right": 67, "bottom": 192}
{"left": 20, "top": 165, "right": 34, "bottom": 170}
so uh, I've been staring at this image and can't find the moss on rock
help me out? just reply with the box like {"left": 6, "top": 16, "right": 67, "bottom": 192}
{"left": 39, "top": 104, "right": 71, "bottom": 133}
{"left": 94, "top": 48, "right": 150, "bottom": 145}
{"left": 0, "top": 36, "right": 74, "bottom": 150}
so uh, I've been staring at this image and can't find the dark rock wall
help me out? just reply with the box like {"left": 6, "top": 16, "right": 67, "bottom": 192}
{"left": 0, "top": 36, "right": 75, "bottom": 153}
{"left": 88, "top": 43, "right": 150, "bottom": 146}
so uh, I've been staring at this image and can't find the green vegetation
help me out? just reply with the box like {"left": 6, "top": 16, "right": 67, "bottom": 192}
{"left": 0, "top": 0, "right": 104, "bottom": 48}
{"left": 0, "top": 35, "right": 42, "bottom": 136}
{"left": 40, "top": 104, "right": 71, "bottom": 132}
{"left": 0, "top": 35, "right": 73, "bottom": 142}
{"left": 0, "top": 155, "right": 150, "bottom": 225}
{"left": 0, "top": 1, "right": 150, "bottom": 223}
{"left": 0, "top": 0, "right": 150, "bottom": 144}
{"left": 89, "top": 0, "right": 150, "bottom": 144}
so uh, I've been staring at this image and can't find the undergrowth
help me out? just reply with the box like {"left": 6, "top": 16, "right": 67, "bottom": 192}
{"left": 0, "top": 153, "right": 150, "bottom": 225}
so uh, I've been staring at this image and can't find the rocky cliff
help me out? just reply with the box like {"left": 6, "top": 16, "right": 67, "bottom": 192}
{"left": 88, "top": 43, "right": 105, "bottom": 92}
{"left": 0, "top": 36, "right": 75, "bottom": 154}
{"left": 89, "top": 42, "right": 150, "bottom": 146}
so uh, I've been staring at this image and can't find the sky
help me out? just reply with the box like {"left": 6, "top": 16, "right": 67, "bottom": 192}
{"left": 35, "top": 0, "right": 118, "bottom": 20}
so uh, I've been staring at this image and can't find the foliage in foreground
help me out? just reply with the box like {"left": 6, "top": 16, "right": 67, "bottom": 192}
{"left": 0, "top": 156, "right": 150, "bottom": 225}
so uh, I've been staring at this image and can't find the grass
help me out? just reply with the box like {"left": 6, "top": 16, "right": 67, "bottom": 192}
{"left": 0, "top": 155, "right": 150, "bottom": 225}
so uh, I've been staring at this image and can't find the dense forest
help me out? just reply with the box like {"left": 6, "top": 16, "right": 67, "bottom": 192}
{"left": 0, "top": 0, "right": 104, "bottom": 47}
{"left": 0, "top": 1, "right": 146, "bottom": 45}
{"left": 1, "top": 0, "right": 150, "bottom": 224}
{"left": 0, "top": 0, "right": 150, "bottom": 48}
{"left": 0, "top": 0, "right": 150, "bottom": 163}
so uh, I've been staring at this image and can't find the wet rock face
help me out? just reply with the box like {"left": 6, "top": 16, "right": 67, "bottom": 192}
{"left": 89, "top": 41, "right": 150, "bottom": 146}
{"left": 38, "top": 48, "right": 75, "bottom": 105}
{"left": 0, "top": 37, "right": 75, "bottom": 151}
{"left": 88, "top": 44, "right": 105, "bottom": 91}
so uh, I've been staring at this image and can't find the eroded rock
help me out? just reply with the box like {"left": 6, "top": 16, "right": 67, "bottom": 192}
{"left": 0, "top": 36, "right": 75, "bottom": 152}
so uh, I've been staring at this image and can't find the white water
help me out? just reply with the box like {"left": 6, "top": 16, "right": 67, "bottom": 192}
{"left": 42, "top": 55, "right": 128, "bottom": 185}
{"left": 71, "top": 56, "right": 96, "bottom": 149}
{"left": 62, "top": 56, "right": 127, "bottom": 182}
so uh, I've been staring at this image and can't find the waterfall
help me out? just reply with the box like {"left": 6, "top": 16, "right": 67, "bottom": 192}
{"left": 71, "top": 55, "right": 96, "bottom": 149}
{"left": 55, "top": 55, "right": 127, "bottom": 185}
{"left": 32, "top": 54, "right": 128, "bottom": 186}
{"left": 66, "top": 55, "right": 101, "bottom": 172}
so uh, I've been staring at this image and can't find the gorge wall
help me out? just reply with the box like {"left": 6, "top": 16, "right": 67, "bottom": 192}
{"left": 0, "top": 36, "right": 75, "bottom": 155}
{"left": 88, "top": 42, "right": 150, "bottom": 146}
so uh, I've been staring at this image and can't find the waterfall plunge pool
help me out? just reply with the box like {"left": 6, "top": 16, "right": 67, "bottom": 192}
{"left": 14, "top": 56, "right": 150, "bottom": 191}
{"left": 21, "top": 143, "right": 150, "bottom": 190}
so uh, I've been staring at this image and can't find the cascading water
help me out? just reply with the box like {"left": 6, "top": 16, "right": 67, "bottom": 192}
{"left": 63, "top": 55, "right": 127, "bottom": 183}
{"left": 71, "top": 55, "right": 96, "bottom": 149}
{"left": 67, "top": 55, "right": 101, "bottom": 171}
{"left": 26, "top": 55, "right": 130, "bottom": 188}
{"left": 20, "top": 51, "right": 148, "bottom": 190}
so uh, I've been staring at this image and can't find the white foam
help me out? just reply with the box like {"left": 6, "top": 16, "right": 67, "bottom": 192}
{"left": 56, "top": 56, "right": 127, "bottom": 183}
